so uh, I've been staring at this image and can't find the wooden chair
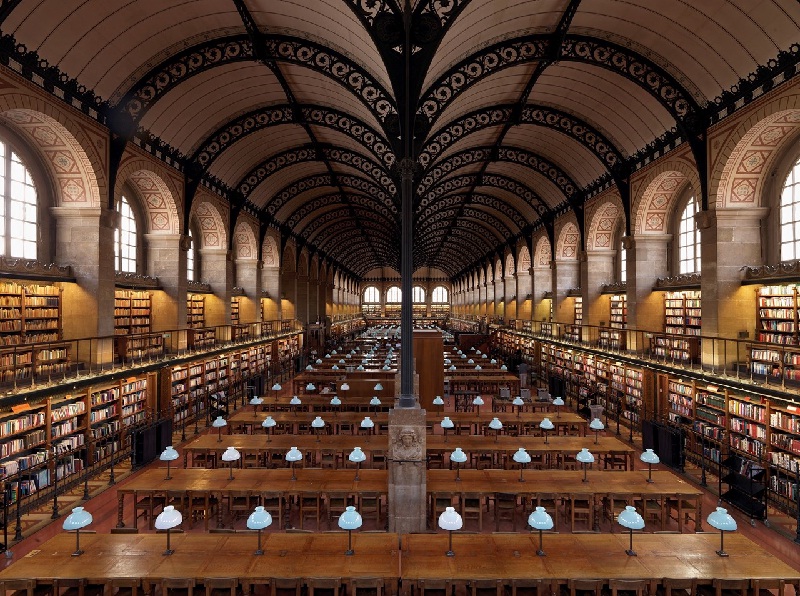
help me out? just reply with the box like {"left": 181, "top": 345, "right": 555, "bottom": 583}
{"left": 319, "top": 450, "right": 337, "bottom": 469}
{"left": 660, "top": 578, "right": 697, "bottom": 596}
{"left": 565, "top": 493, "right": 594, "bottom": 532}
{"left": 55, "top": 577, "right": 104, "bottom": 596}
{"left": 603, "top": 494, "right": 630, "bottom": 531}
{"left": 701, "top": 579, "right": 750, "bottom": 596}
{"left": 608, "top": 580, "right": 651, "bottom": 596}
{"left": 208, "top": 528, "right": 236, "bottom": 534}
{"left": 635, "top": 495, "right": 664, "bottom": 530}
{"left": 566, "top": 579, "right": 604, "bottom": 596}
{"left": 299, "top": 492, "right": 322, "bottom": 530}
{"left": 133, "top": 490, "right": 165, "bottom": 530}
{"left": 604, "top": 451, "right": 629, "bottom": 471}
{"left": 227, "top": 490, "right": 254, "bottom": 523}
{"left": 187, "top": 491, "right": 217, "bottom": 530}
{"left": 306, "top": 578, "right": 342, "bottom": 596}
{"left": 494, "top": 492, "right": 518, "bottom": 531}
{"left": 269, "top": 579, "right": 301, "bottom": 596}
{"left": 200, "top": 578, "right": 237, "bottom": 596}
{"left": 110, "top": 527, "right": 139, "bottom": 534}
{"left": 414, "top": 579, "right": 453, "bottom": 596}
{"left": 160, "top": 578, "right": 195, "bottom": 596}
{"left": 326, "top": 492, "right": 350, "bottom": 529}
{"left": 468, "top": 580, "right": 502, "bottom": 596}
{"left": 0, "top": 580, "right": 37, "bottom": 596}
{"left": 359, "top": 492, "right": 383, "bottom": 528}
{"left": 665, "top": 495, "right": 699, "bottom": 532}
{"left": 751, "top": 579, "right": 785, "bottom": 596}
{"left": 347, "top": 578, "right": 384, "bottom": 596}
{"left": 371, "top": 450, "right": 386, "bottom": 469}
{"left": 106, "top": 578, "right": 140, "bottom": 596}
{"left": 261, "top": 492, "right": 284, "bottom": 529}
{"left": 461, "top": 492, "right": 485, "bottom": 531}
{"left": 508, "top": 579, "right": 550, "bottom": 596}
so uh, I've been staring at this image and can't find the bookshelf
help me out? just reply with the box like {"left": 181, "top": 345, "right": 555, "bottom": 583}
{"left": 610, "top": 294, "right": 626, "bottom": 328}
{"left": 231, "top": 297, "right": 240, "bottom": 326}
{"left": 664, "top": 290, "right": 702, "bottom": 335}
{"left": 574, "top": 297, "right": 583, "bottom": 325}
{"left": 114, "top": 289, "right": 151, "bottom": 335}
{"left": 755, "top": 284, "right": 798, "bottom": 345}
{"left": 598, "top": 327, "right": 625, "bottom": 350}
{"left": 187, "top": 294, "right": 205, "bottom": 329}
{"left": 563, "top": 324, "right": 581, "bottom": 342}
{"left": 188, "top": 327, "right": 216, "bottom": 350}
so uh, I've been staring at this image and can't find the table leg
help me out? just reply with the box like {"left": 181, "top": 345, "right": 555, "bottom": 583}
{"left": 184, "top": 451, "right": 188, "bottom": 468}
{"left": 217, "top": 491, "right": 224, "bottom": 528}
{"left": 593, "top": 498, "right": 600, "bottom": 531}
{"left": 117, "top": 493, "right": 125, "bottom": 528}
{"left": 696, "top": 497, "right": 703, "bottom": 532}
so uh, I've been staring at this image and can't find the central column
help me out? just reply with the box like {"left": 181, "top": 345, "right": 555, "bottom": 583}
{"left": 399, "top": 157, "right": 416, "bottom": 408}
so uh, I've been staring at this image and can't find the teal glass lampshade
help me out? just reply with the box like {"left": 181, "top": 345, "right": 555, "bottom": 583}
{"left": 262, "top": 415, "right": 276, "bottom": 429}
{"left": 160, "top": 445, "right": 179, "bottom": 461}
{"left": 490, "top": 358, "right": 496, "bottom": 364}
{"left": 488, "top": 417, "right": 503, "bottom": 441}
{"left": 271, "top": 383, "right": 282, "bottom": 392}
{"left": 330, "top": 396, "right": 342, "bottom": 406}
{"left": 285, "top": 446, "right": 303, "bottom": 462}
{"left": 528, "top": 506, "right": 554, "bottom": 556}
{"left": 552, "top": 397, "right": 564, "bottom": 407}
{"left": 512, "top": 447, "right": 531, "bottom": 464}
{"left": 306, "top": 364, "right": 313, "bottom": 371}
{"left": 441, "top": 416, "right": 454, "bottom": 430}
{"left": 315, "top": 358, "right": 322, "bottom": 364}
{"left": 360, "top": 416, "right": 374, "bottom": 429}
{"left": 472, "top": 396, "right": 484, "bottom": 406}
{"left": 432, "top": 396, "right": 444, "bottom": 406}
{"left": 539, "top": 417, "right": 554, "bottom": 431}
{"left": 640, "top": 448, "right": 660, "bottom": 482}
{"left": 248, "top": 504, "right": 273, "bottom": 554}
{"left": 290, "top": 396, "right": 302, "bottom": 406}
{"left": 340, "top": 382, "right": 350, "bottom": 391}
{"left": 370, "top": 396, "right": 381, "bottom": 406}
{"left": 249, "top": 396, "right": 263, "bottom": 407}
{"left": 311, "top": 416, "right": 325, "bottom": 429}
{"left": 461, "top": 353, "right": 467, "bottom": 359}
{"left": 589, "top": 418, "right": 605, "bottom": 444}
{"left": 212, "top": 416, "right": 227, "bottom": 429}
{"left": 349, "top": 447, "right": 367, "bottom": 463}
{"left": 449, "top": 365, "right": 457, "bottom": 371}
{"left": 339, "top": 359, "right": 346, "bottom": 364}
{"left": 356, "top": 364, "right": 365, "bottom": 370}
{"left": 325, "top": 353, "right": 331, "bottom": 358}
{"left": 707, "top": 506, "right": 737, "bottom": 556}
{"left": 467, "top": 358, "right": 474, "bottom": 364}
{"left": 332, "top": 365, "right": 339, "bottom": 370}
{"left": 155, "top": 505, "right": 182, "bottom": 556}
{"left": 450, "top": 447, "right": 468, "bottom": 464}
{"left": 475, "top": 365, "right": 482, "bottom": 370}
{"left": 617, "top": 505, "right": 645, "bottom": 556}
{"left": 305, "top": 383, "right": 316, "bottom": 391}
{"left": 576, "top": 448, "right": 594, "bottom": 464}
{"left": 63, "top": 506, "right": 92, "bottom": 531}
{"left": 500, "top": 364, "right": 507, "bottom": 371}
{"left": 374, "top": 383, "right": 383, "bottom": 391}
{"left": 482, "top": 353, "right": 488, "bottom": 359}
{"left": 475, "top": 349, "right": 481, "bottom": 355}
{"left": 382, "top": 364, "right": 390, "bottom": 370}
{"left": 512, "top": 396, "right": 524, "bottom": 407}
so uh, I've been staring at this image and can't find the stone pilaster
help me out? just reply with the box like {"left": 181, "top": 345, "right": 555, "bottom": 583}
{"left": 236, "top": 258, "right": 260, "bottom": 322}
{"left": 201, "top": 248, "right": 232, "bottom": 326}
{"left": 281, "top": 272, "right": 296, "bottom": 320}
{"left": 627, "top": 235, "right": 670, "bottom": 350}
{"left": 532, "top": 265, "right": 551, "bottom": 322}
{"left": 261, "top": 266, "right": 281, "bottom": 321}
{"left": 517, "top": 268, "right": 532, "bottom": 321}
{"left": 582, "top": 250, "right": 615, "bottom": 327}
{"left": 296, "top": 275, "right": 310, "bottom": 323}
{"left": 146, "top": 233, "right": 185, "bottom": 332}
{"left": 505, "top": 274, "right": 516, "bottom": 320}
{"left": 553, "top": 259, "right": 579, "bottom": 324}
{"left": 388, "top": 407, "right": 427, "bottom": 533}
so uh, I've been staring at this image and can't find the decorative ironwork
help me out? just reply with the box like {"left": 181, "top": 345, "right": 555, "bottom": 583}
{"left": 343, "top": 0, "right": 398, "bottom": 27}
{"left": 417, "top": 0, "right": 469, "bottom": 27}
{"left": 187, "top": 280, "right": 212, "bottom": 294}
{"left": 266, "top": 173, "right": 397, "bottom": 217}
{"left": 566, "top": 288, "right": 582, "bottom": 297}
{"left": 600, "top": 282, "right": 627, "bottom": 294}
{"left": 231, "top": 286, "right": 246, "bottom": 296}
{"left": 286, "top": 195, "right": 397, "bottom": 230}
{"left": 418, "top": 107, "right": 513, "bottom": 168}
{"left": 114, "top": 271, "right": 160, "bottom": 289}
{"left": 418, "top": 192, "right": 527, "bottom": 231}
{"left": 0, "top": 256, "right": 73, "bottom": 280}
{"left": 741, "top": 260, "right": 800, "bottom": 284}
{"left": 653, "top": 273, "right": 701, "bottom": 289}
{"left": 303, "top": 106, "right": 396, "bottom": 167}
{"left": 418, "top": 172, "right": 549, "bottom": 217}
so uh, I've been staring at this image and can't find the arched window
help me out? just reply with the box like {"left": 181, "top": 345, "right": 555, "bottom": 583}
{"left": 186, "top": 229, "right": 196, "bottom": 282}
{"left": 781, "top": 157, "right": 800, "bottom": 261}
{"left": 432, "top": 286, "right": 449, "bottom": 303}
{"left": 619, "top": 240, "right": 627, "bottom": 283}
{"left": 115, "top": 194, "right": 137, "bottom": 273}
{"left": 386, "top": 286, "right": 401, "bottom": 303}
{"left": 363, "top": 286, "right": 380, "bottom": 303}
{"left": 412, "top": 286, "right": 425, "bottom": 303}
{"left": 0, "top": 143, "right": 37, "bottom": 259}
{"left": 677, "top": 194, "right": 701, "bottom": 274}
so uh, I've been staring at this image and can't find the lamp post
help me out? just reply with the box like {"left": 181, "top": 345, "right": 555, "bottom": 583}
{"left": 707, "top": 507, "right": 737, "bottom": 557}
{"left": 640, "top": 448, "right": 660, "bottom": 482}
{"left": 212, "top": 416, "right": 227, "bottom": 442}
{"left": 576, "top": 448, "right": 594, "bottom": 482}
{"left": 271, "top": 382, "right": 281, "bottom": 403}
{"left": 290, "top": 395, "right": 302, "bottom": 416}
{"left": 221, "top": 446, "right": 240, "bottom": 480}
{"left": 311, "top": 416, "right": 326, "bottom": 442}
{"left": 262, "top": 415, "right": 276, "bottom": 443}
{"left": 338, "top": 506, "right": 363, "bottom": 556}
{"left": 513, "top": 447, "right": 531, "bottom": 482}
{"left": 285, "top": 446, "right": 303, "bottom": 481}
{"left": 512, "top": 396, "right": 524, "bottom": 418}
{"left": 450, "top": 447, "right": 467, "bottom": 481}
{"left": 488, "top": 417, "right": 503, "bottom": 442}
{"left": 249, "top": 395, "right": 263, "bottom": 418}
{"left": 472, "top": 395, "right": 484, "bottom": 417}
{"left": 589, "top": 418, "right": 605, "bottom": 444}
{"left": 528, "top": 506, "right": 553, "bottom": 556}
{"left": 552, "top": 396, "right": 564, "bottom": 418}
{"left": 360, "top": 416, "right": 374, "bottom": 442}
{"left": 62, "top": 506, "right": 92, "bottom": 556}
{"left": 247, "top": 505, "right": 272, "bottom": 555}
{"left": 370, "top": 396, "right": 381, "bottom": 415}
{"left": 438, "top": 506, "right": 463, "bottom": 557}
{"left": 433, "top": 395, "right": 444, "bottom": 415}
{"left": 617, "top": 506, "right": 645, "bottom": 556}
{"left": 159, "top": 446, "right": 179, "bottom": 480}
{"left": 330, "top": 395, "right": 341, "bottom": 417}
{"left": 305, "top": 382, "right": 316, "bottom": 395}
{"left": 154, "top": 505, "right": 182, "bottom": 555}
{"left": 539, "top": 417, "right": 554, "bottom": 444}
{"left": 441, "top": 416, "right": 454, "bottom": 442}
{"left": 349, "top": 446, "right": 367, "bottom": 481}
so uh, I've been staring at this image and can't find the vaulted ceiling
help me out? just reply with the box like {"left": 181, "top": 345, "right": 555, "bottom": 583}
{"left": 3, "top": 0, "right": 800, "bottom": 277}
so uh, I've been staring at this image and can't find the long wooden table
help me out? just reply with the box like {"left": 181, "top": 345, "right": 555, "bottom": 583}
{"left": 399, "top": 533, "right": 799, "bottom": 592}
{"left": 426, "top": 469, "right": 703, "bottom": 531}
{"left": 117, "top": 468, "right": 388, "bottom": 529}
{"left": 0, "top": 533, "right": 401, "bottom": 590}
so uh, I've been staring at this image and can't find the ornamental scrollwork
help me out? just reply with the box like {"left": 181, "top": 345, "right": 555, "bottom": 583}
{"left": 187, "top": 280, "right": 212, "bottom": 293}
{"left": 498, "top": 147, "right": 578, "bottom": 199}
{"left": 600, "top": 281, "right": 627, "bottom": 294}
{"left": 418, "top": 0, "right": 469, "bottom": 27}
{"left": 741, "top": 260, "right": 800, "bottom": 282}
{"left": 303, "top": 106, "right": 396, "bottom": 167}
{"left": 654, "top": 273, "right": 702, "bottom": 289}
{"left": 115, "top": 271, "right": 160, "bottom": 288}
{"left": 0, "top": 256, "right": 73, "bottom": 279}
{"left": 418, "top": 107, "right": 512, "bottom": 168}
{"left": 343, "top": 0, "right": 398, "bottom": 26}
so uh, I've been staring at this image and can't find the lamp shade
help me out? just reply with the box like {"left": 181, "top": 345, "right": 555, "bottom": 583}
{"left": 512, "top": 396, "right": 524, "bottom": 407}
{"left": 575, "top": 448, "right": 595, "bottom": 464}
{"left": 475, "top": 349, "right": 481, "bottom": 354}
{"left": 640, "top": 448, "right": 660, "bottom": 465}
{"left": 315, "top": 358, "right": 322, "bottom": 365}
{"left": 349, "top": 447, "right": 367, "bottom": 463}
{"left": 306, "top": 364, "right": 313, "bottom": 371}
{"left": 467, "top": 359, "right": 474, "bottom": 364}
{"left": 490, "top": 358, "right": 496, "bottom": 364}
{"left": 63, "top": 506, "right": 92, "bottom": 530}
{"left": 382, "top": 365, "right": 391, "bottom": 370}
{"left": 539, "top": 417, "right": 554, "bottom": 431}
{"left": 211, "top": 416, "right": 227, "bottom": 429}
{"left": 444, "top": 359, "right": 451, "bottom": 365}
{"left": 552, "top": 397, "right": 565, "bottom": 407}
{"left": 271, "top": 383, "right": 282, "bottom": 391}
{"left": 472, "top": 396, "right": 485, "bottom": 406}
{"left": 617, "top": 506, "right": 645, "bottom": 530}
{"left": 325, "top": 353, "right": 331, "bottom": 358}
{"left": 221, "top": 446, "right": 241, "bottom": 462}
{"left": 160, "top": 446, "right": 179, "bottom": 462}
{"left": 246, "top": 506, "right": 273, "bottom": 530}
{"left": 528, "top": 506, "right": 554, "bottom": 530}
{"left": 339, "top": 359, "right": 346, "bottom": 364}
{"left": 332, "top": 365, "right": 339, "bottom": 370}
{"left": 432, "top": 396, "right": 444, "bottom": 406}
{"left": 589, "top": 418, "right": 605, "bottom": 431}
{"left": 360, "top": 417, "right": 374, "bottom": 429}
{"left": 249, "top": 396, "right": 263, "bottom": 406}
{"left": 311, "top": 416, "right": 325, "bottom": 429}
{"left": 338, "top": 506, "right": 363, "bottom": 530}
{"left": 461, "top": 354, "right": 466, "bottom": 359}
{"left": 500, "top": 365, "right": 508, "bottom": 371}
{"left": 438, "top": 506, "right": 463, "bottom": 530}
{"left": 262, "top": 416, "right": 276, "bottom": 429}
{"left": 513, "top": 448, "right": 531, "bottom": 464}
{"left": 341, "top": 383, "right": 350, "bottom": 391}
{"left": 305, "top": 383, "right": 316, "bottom": 391}
{"left": 441, "top": 416, "right": 454, "bottom": 430}
{"left": 482, "top": 354, "right": 488, "bottom": 359}
{"left": 154, "top": 505, "right": 182, "bottom": 530}
{"left": 290, "top": 396, "right": 302, "bottom": 406}
{"left": 285, "top": 447, "right": 303, "bottom": 462}
{"left": 707, "top": 507, "right": 737, "bottom": 531}
{"left": 489, "top": 417, "right": 503, "bottom": 431}
{"left": 449, "top": 365, "right": 457, "bottom": 371}
{"left": 450, "top": 447, "right": 468, "bottom": 464}
{"left": 475, "top": 365, "right": 482, "bottom": 370}
{"left": 356, "top": 365, "right": 365, "bottom": 370}
{"left": 374, "top": 383, "right": 383, "bottom": 391}
{"left": 330, "top": 396, "right": 342, "bottom": 406}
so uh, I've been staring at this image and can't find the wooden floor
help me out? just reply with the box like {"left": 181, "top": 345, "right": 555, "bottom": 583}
{"left": 3, "top": 387, "right": 799, "bottom": 582}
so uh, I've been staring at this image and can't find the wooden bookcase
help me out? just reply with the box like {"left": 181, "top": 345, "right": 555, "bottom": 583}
{"left": 187, "top": 293, "right": 205, "bottom": 329}
{"left": 574, "top": 297, "right": 583, "bottom": 325}
{"left": 114, "top": 289, "right": 151, "bottom": 335}
{"left": 755, "top": 284, "right": 798, "bottom": 345}
{"left": 231, "top": 297, "right": 240, "bottom": 326}
{"left": 610, "top": 294, "right": 626, "bottom": 328}
{"left": 664, "top": 290, "right": 702, "bottom": 336}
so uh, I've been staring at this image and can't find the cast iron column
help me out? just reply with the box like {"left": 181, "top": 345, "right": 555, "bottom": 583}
{"left": 399, "top": 157, "right": 416, "bottom": 408}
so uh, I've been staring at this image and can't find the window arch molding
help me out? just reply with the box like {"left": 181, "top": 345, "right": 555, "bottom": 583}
{"left": 412, "top": 285, "right": 425, "bottom": 303}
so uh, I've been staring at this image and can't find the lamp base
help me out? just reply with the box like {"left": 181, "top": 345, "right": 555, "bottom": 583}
{"left": 518, "top": 478, "right": 526, "bottom": 482}
{"left": 646, "top": 478, "right": 654, "bottom": 483}
{"left": 345, "top": 549, "right": 354, "bottom": 556}
{"left": 254, "top": 549, "right": 264, "bottom": 556}
{"left": 163, "top": 549, "right": 175, "bottom": 556}
{"left": 164, "top": 475, "right": 172, "bottom": 481}
{"left": 71, "top": 550, "right": 84, "bottom": 557}
{"left": 716, "top": 550, "right": 729, "bottom": 557}
{"left": 625, "top": 549, "right": 637, "bottom": 556}
{"left": 445, "top": 550, "right": 455, "bottom": 557}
